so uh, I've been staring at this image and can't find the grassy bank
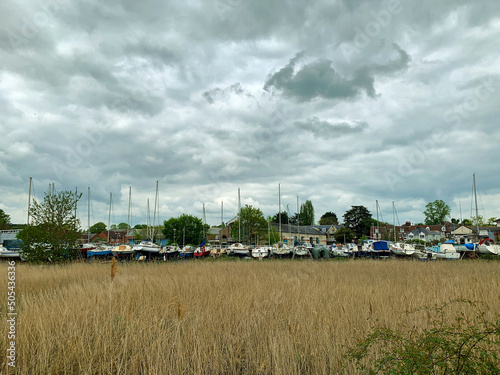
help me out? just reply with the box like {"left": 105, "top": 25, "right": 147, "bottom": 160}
{"left": 1, "top": 259, "right": 499, "bottom": 374}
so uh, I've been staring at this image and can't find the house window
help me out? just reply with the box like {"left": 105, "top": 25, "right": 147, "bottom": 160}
{"left": 316, "top": 237, "right": 319, "bottom": 244}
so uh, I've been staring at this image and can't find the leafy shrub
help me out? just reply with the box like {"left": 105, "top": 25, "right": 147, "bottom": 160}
{"left": 346, "top": 300, "right": 500, "bottom": 374}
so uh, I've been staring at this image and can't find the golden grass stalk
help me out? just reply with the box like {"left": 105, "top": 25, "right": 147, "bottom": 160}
{"left": 0, "top": 259, "right": 498, "bottom": 374}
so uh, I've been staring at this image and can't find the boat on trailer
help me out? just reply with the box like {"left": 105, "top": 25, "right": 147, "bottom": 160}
{"left": 371, "top": 241, "right": 392, "bottom": 257}
{"left": 228, "top": 243, "right": 250, "bottom": 257}
{"left": 252, "top": 246, "right": 271, "bottom": 259}
{"left": 477, "top": 238, "right": 500, "bottom": 255}
{"left": 0, "top": 244, "right": 22, "bottom": 258}
{"left": 111, "top": 244, "right": 134, "bottom": 257}
{"left": 390, "top": 242, "right": 416, "bottom": 256}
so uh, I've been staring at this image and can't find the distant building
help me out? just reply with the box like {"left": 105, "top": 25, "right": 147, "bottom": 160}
{"left": 92, "top": 230, "right": 129, "bottom": 244}
{"left": 270, "top": 223, "right": 328, "bottom": 246}
{"left": 370, "top": 222, "right": 451, "bottom": 242}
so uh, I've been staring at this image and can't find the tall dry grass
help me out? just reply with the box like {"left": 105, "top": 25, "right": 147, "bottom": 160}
{"left": 1, "top": 259, "right": 499, "bottom": 374}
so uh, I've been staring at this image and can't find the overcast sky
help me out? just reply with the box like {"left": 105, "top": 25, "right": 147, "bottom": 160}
{"left": 1, "top": 0, "right": 499, "bottom": 227}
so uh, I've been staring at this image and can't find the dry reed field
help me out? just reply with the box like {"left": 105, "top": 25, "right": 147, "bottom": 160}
{"left": 1, "top": 259, "right": 499, "bottom": 374}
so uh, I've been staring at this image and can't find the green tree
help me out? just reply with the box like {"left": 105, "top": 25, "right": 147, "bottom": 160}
{"left": 17, "top": 190, "right": 82, "bottom": 262}
{"left": 271, "top": 211, "right": 289, "bottom": 224}
{"left": 89, "top": 222, "right": 106, "bottom": 233}
{"left": 231, "top": 205, "right": 268, "bottom": 245}
{"left": 333, "top": 227, "right": 355, "bottom": 243}
{"left": 299, "top": 200, "right": 315, "bottom": 226}
{"left": 423, "top": 200, "right": 451, "bottom": 225}
{"left": 0, "top": 209, "right": 11, "bottom": 230}
{"left": 486, "top": 217, "right": 497, "bottom": 226}
{"left": 343, "top": 206, "right": 372, "bottom": 238}
{"left": 162, "top": 214, "right": 207, "bottom": 246}
{"left": 471, "top": 215, "right": 485, "bottom": 227}
{"left": 265, "top": 226, "right": 280, "bottom": 245}
{"left": 462, "top": 218, "right": 472, "bottom": 226}
{"left": 319, "top": 211, "right": 338, "bottom": 225}
{"left": 289, "top": 213, "right": 300, "bottom": 225}
{"left": 117, "top": 222, "right": 129, "bottom": 229}
{"left": 134, "top": 224, "right": 147, "bottom": 229}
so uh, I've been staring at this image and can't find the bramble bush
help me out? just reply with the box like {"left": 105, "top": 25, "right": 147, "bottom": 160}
{"left": 346, "top": 300, "right": 500, "bottom": 374}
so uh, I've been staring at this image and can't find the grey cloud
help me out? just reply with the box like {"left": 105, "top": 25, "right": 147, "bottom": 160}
{"left": 295, "top": 117, "right": 369, "bottom": 139}
{"left": 202, "top": 83, "right": 251, "bottom": 104}
{"left": 264, "top": 53, "right": 376, "bottom": 101}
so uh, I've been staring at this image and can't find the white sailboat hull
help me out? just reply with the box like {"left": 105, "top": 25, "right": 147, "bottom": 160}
{"left": 133, "top": 241, "right": 161, "bottom": 253}
{"left": 477, "top": 244, "right": 500, "bottom": 255}
{"left": 111, "top": 244, "right": 134, "bottom": 256}
{"left": 251, "top": 248, "right": 269, "bottom": 258}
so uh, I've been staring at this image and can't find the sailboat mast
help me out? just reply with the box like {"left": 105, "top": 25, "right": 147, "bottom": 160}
{"left": 376, "top": 200, "right": 379, "bottom": 240}
{"left": 287, "top": 204, "right": 291, "bottom": 245}
{"left": 238, "top": 188, "right": 241, "bottom": 242}
{"left": 27, "top": 176, "right": 32, "bottom": 225}
{"left": 221, "top": 201, "right": 223, "bottom": 226}
{"left": 202, "top": 203, "right": 206, "bottom": 240}
{"left": 473, "top": 173, "right": 479, "bottom": 238}
{"left": 127, "top": 186, "right": 131, "bottom": 230}
{"left": 147, "top": 199, "right": 150, "bottom": 240}
{"left": 278, "top": 183, "right": 281, "bottom": 241}
{"left": 108, "top": 193, "right": 112, "bottom": 244}
{"left": 153, "top": 181, "right": 158, "bottom": 242}
{"left": 297, "top": 195, "right": 300, "bottom": 243}
{"left": 87, "top": 187, "right": 90, "bottom": 244}
{"left": 392, "top": 201, "right": 396, "bottom": 241}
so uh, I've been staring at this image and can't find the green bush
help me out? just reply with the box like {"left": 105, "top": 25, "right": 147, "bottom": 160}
{"left": 346, "top": 300, "right": 500, "bottom": 374}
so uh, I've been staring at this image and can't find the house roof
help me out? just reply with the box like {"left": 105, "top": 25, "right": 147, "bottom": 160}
{"left": 451, "top": 226, "right": 474, "bottom": 235}
{"left": 270, "top": 223, "right": 327, "bottom": 236}
{"left": 209, "top": 227, "right": 221, "bottom": 235}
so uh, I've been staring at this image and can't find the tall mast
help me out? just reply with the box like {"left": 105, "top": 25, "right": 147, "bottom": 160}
{"left": 287, "top": 204, "right": 291, "bottom": 245}
{"left": 297, "top": 195, "right": 299, "bottom": 243}
{"left": 392, "top": 201, "right": 396, "bottom": 242}
{"left": 153, "top": 180, "right": 158, "bottom": 242}
{"left": 147, "top": 199, "right": 150, "bottom": 240}
{"left": 27, "top": 176, "right": 32, "bottom": 225}
{"left": 203, "top": 203, "right": 206, "bottom": 240}
{"left": 221, "top": 201, "right": 224, "bottom": 226}
{"left": 238, "top": 188, "right": 241, "bottom": 242}
{"left": 278, "top": 183, "right": 282, "bottom": 241}
{"left": 473, "top": 173, "right": 479, "bottom": 239}
{"left": 376, "top": 200, "right": 379, "bottom": 240}
{"left": 108, "top": 192, "right": 112, "bottom": 244}
{"left": 87, "top": 187, "right": 90, "bottom": 244}
{"left": 127, "top": 186, "right": 131, "bottom": 230}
